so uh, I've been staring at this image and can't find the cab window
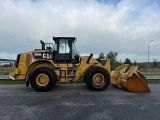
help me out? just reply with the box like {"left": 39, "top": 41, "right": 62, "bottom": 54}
{"left": 59, "top": 39, "right": 70, "bottom": 53}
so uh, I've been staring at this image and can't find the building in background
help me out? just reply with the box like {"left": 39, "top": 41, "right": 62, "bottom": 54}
{"left": 0, "top": 59, "right": 16, "bottom": 67}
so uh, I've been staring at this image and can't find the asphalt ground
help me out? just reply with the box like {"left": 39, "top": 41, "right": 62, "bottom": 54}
{"left": 0, "top": 84, "right": 160, "bottom": 120}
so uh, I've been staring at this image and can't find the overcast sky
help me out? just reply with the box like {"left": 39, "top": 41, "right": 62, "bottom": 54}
{"left": 0, "top": 0, "right": 160, "bottom": 62}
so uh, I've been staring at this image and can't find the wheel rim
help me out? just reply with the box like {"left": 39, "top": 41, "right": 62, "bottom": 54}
{"left": 92, "top": 73, "right": 105, "bottom": 86}
{"left": 36, "top": 74, "right": 49, "bottom": 87}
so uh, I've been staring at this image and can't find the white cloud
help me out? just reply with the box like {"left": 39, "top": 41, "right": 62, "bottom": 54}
{"left": 0, "top": 0, "right": 160, "bottom": 62}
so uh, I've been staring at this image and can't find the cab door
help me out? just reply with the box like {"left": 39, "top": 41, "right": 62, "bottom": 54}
{"left": 53, "top": 39, "right": 71, "bottom": 63}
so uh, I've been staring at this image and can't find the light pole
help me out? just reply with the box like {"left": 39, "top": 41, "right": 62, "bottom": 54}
{"left": 148, "top": 40, "right": 153, "bottom": 70}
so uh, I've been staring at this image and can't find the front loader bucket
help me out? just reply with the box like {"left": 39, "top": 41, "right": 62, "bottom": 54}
{"left": 111, "top": 64, "right": 150, "bottom": 93}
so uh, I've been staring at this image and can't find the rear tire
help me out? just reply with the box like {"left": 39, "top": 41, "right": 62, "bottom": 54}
{"left": 84, "top": 67, "right": 110, "bottom": 91}
{"left": 30, "top": 67, "right": 57, "bottom": 92}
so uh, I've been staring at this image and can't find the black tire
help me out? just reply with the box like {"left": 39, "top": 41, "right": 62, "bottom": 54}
{"left": 84, "top": 67, "right": 110, "bottom": 91}
{"left": 30, "top": 67, "right": 57, "bottom": 92}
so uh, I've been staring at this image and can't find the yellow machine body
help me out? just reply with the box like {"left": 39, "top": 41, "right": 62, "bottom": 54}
{"left": 10, "top": 52, "right": 110, "bottom": 83}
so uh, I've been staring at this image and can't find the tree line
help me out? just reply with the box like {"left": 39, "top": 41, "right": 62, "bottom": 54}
{"left": 97, "top": 51, "right": 160, "bottom": 70}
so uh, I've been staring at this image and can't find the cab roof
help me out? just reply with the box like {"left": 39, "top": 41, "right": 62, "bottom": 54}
{"left": 53, "top": 36, "right": 77, "bottom": 41}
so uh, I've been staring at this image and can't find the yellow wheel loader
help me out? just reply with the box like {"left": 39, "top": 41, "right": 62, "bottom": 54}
{"left": 9, "top": 36, "right": 150, "bottom": 92}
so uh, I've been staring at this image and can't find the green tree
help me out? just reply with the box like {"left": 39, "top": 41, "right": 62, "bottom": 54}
{"left": 98, "top": 52, "right": 105, "bottom": 59}
{"left": 133, "top": 60, "right": 137, "bottom": 65}
{"left": 106, "top": 50, "right": 118, "bottom": 70}
{"left": 153, "top": 59, "right": 158, "bottom": 68}
{"left": 124, "top": 58, "right": 132, "bottom": 64}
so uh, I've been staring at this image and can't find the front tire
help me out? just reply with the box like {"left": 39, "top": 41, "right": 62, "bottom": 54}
{"left": 30, "top": 67, "right": 57, "bottom": 92}
{"left": 84, "top": 67, "right": 110, "bottom": 91}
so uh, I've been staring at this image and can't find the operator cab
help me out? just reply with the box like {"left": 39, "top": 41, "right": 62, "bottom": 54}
{"left": 52, "top": 36, "right": 80, "bottom": 64}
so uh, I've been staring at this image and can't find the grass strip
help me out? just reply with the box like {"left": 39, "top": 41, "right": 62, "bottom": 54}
{"left": 147, "top": 79, "right": 160, "bottom": 84}
{"left": 0, "top": 79, "right": 25, "bottom": 84}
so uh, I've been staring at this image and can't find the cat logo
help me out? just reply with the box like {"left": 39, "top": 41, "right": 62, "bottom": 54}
{"left": 43, "top": 53, "right": 47, "bottom": 58}
{"left": 43, "top": 53, "right": 52, "bottom": 59}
